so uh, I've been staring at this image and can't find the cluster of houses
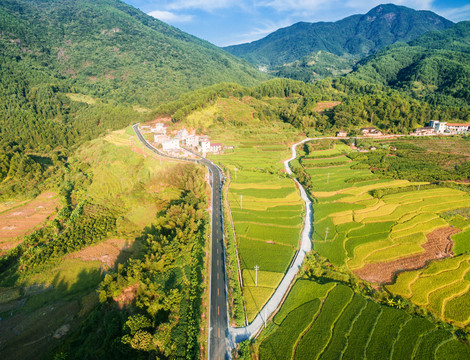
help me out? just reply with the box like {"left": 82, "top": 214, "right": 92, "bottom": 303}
{"left": 413, "top": 121, "right": 470, "bottom": 136}
{"left": 336, "top": 127, "right": 384, "bottom": 137}
{"left": 149, "top": 123, "right": 223, "bottom": 154}
{"left": 336, "top": 121, "right": 469, "bottom": 138}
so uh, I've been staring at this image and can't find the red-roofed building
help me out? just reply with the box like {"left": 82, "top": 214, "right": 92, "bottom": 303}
{"left": 446, "top": 123, "right": 470, "bottom": 134}
{"left": 210, "top": 143, "right": 222, "bottom": 153}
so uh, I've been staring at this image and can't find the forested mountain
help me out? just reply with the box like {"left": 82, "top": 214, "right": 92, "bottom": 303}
{"left": 350, "top": 21, "right": 470, "bottom": 105}
{"left": 0, "top": 0, "right": 266, "bottom": 152}
{"left": 224, "top": 4, "right": 453, "bottom": 81}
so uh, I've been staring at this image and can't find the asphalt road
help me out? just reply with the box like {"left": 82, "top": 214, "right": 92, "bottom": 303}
{"left": 132, "top": 125, "right": 229, "bottom": 359}
{"left": 198, "top": 158, "right": 229, "bottom": 360}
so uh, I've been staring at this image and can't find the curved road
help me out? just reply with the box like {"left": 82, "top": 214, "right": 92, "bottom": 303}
{"left": 134, "top": 125, "right": 418, "bottom": 356}
{"left": 132, "top": 125, "right": 229, "bottom": 359}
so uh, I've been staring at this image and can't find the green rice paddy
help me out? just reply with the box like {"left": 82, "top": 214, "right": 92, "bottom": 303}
{"left": 299, "top": 141, "right": 470, "bottom": 327}
{"left": 208, "top": 103, "right": 304, "bottom": 322}
{"left": 259, "top": 280, "right": 468, "bottom": 360}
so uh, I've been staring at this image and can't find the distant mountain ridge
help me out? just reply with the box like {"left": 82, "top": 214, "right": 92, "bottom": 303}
{"left": 349, "top": 21, "right": 470, "bottom": 105}
{"left": 224, "top": 4, "right": 453, "bottom": 69}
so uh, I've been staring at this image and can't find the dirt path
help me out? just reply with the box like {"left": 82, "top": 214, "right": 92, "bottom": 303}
{"left": 354, "top": 227, "right": 459, "bottom": 284}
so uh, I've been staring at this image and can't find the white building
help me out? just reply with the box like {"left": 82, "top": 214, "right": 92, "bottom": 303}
{"left": 210, "top": 143, "right": 222, "bottom": 153}
{"left": 175, "top": 128, "right": 189, "bottom": 140}
{"left": 429, "top": 120, "right": 469, "bottom": 134}
{"left": 162, "top": 139, "right": 180, "bottom": 151}
{"left": 429, "top": 120, "right": 447, "bottom": 133}
{"left": 151, "top": 123, "right": 168, "bottom": 135}
{"left": 154, "top": 135, "right": 168, "bottom": 144}
{"left": 200, "top": 139, "right": 210, "bottom": 153}
{"left": 185, "top": 135, "right": 199, "bottom": 147}
{"left": 446, "top": 123, "right": 469, "bottom": 134}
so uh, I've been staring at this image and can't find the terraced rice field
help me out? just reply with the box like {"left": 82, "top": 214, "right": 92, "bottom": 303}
{"left": 209, "top": 115, "right": 303, "bottom": 322}
{"left": 303, "top": 148, "right": 470, "bottom": 273}
{"left": 225, "top": 172, "right": 303, "bottom": 321}
{"left": 388, "top": 254, "right": 470, "bottom": 326}
{"left": 300, "top": 141, "right": 470, "bottom": 325}
{"left": 259, "top": 280, "right": 470, "bottom": 359}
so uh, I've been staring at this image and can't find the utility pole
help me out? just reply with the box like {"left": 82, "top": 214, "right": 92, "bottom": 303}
{"left": 234, "top": 167, "right": 237, "bottom": 180}
{"left": 327, "top": 172, "right": 330, "bottom": 184}
{"left": 240, "top": 195, "right": 243, "bottom": 209}
{"left": 254, "top": 265, "right": 259, "bottom": 287}
{"left": 418, "top": 184, "right": 421, "bottom": 191}
{"left": 324, "top": 227, "right": 329, "bottom": 242}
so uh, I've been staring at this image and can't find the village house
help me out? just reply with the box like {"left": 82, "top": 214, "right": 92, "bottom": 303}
{"left": 175, "top": 128, "right": 189, "bottom": 140}
{"left": 184, "top": 135, "right": 199, "bottom": 147}
{"left": 151, "top": 123, "right": 168, "bottom": 135}
{"left": 154, "top": 134, "right": 169, "bottom": 144}
{"left": 429, "top": 120, "right": 470, "bottom": 134}
{"left": 162, "top": 139, "right": 180, "bottom": 151}
{"left": 446, "top": 123, "right": 470, "bottom": 134}
{"left": 360, "top": 127, "right": 383, "bottom": 137}
{"left": 429, "top": 120, "right": 447, "bottom": 133}
{"left": 336, "top": 130, "right": 348, "bottom": 137}
{"left": 413, "top": 127, "right": 436, "bottom": 136}
{"left": 210, "top": 143, "right": 222, "bottom": 153}
{"left": 200, "top": 139, "right": 211, "bottom": 153}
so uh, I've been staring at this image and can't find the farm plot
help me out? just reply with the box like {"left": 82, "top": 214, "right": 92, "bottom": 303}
{"left": 299, "top": 141, "right": 470, "bottom": 327}
{"left": 210, "top": 120, "right": 304, "bottom": 322}
{"left": 0, "top": 192, "right": 60, "bottom": 252}
{"left": 302, "top": 144, "right": 470, "bottom": 274}
{"left": 258, "top": 281, "right": 469, "bottom": 359}
{"left": 388, "top": 254, "right": 470, "bottom": 326}
{"left": 226, "top": 174, "right": 303, "bottom": 321}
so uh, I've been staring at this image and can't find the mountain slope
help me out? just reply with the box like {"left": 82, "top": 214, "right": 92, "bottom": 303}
{"left": 350, "top": 21, "right": 470, "bottom": 105}
{"left": 0, "top": 0, "right": 267, "bottom": 152}
{"left": 224, "top": 4, "right": 453, "bottom": 73}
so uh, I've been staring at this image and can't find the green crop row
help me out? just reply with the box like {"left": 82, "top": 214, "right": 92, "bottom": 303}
{"left": 366, "top": 307, "right": 410, "bottom": 359}
{"left": 294, "top": 285, "right": 354, "bottom": 360}
{"left": 317, "top": 295, "right": 367, "bottom": 360}
{"left": 259, "top": 300, "right": 321, "bottom": 360}
{"left": 260, "top": 279, "right": 470, "bottom": 360}
{"left": 274, "top": 280, "right": 336, "bottom": 324}
{"left": 391, "top": 317, "right": 436, "bottom": 360}
{"left": 237, "top": 237, "right": 295, "bottom": 273}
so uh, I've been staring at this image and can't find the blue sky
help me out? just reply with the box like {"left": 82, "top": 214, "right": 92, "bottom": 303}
{"left": 122, "top": 0, "right": 470, "bottom": 46}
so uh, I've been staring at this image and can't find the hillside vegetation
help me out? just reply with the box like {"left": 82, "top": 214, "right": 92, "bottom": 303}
{"left": 351, "top": 21, "right": 470, "bottom": 105}
{"left": 0, "top": 0, "right": 266, "bottom": 200}
{"left": 0, "top": 0, "right": 266, "bottom": 157}
{"left": 0, "top": 127, "right": 211, "bottom": 359}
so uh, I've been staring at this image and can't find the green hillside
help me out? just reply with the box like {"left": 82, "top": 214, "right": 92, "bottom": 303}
{"left": 0, "top": 0, "right": 266, "bottom": 151}
{"left": 350, "top": 21, "right": 470, "bottom": 105}
{"left": 224, "top": 4, "right": 452, "bottom": 76}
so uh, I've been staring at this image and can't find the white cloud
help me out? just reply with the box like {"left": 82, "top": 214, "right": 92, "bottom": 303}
{"left": 256, "top": 0, "right": 331, "bottom": 13}
{"left": 437, "top": 4, "right": 470, "bottom": 22}
{"left": 165, "top": 0, "right": 239, "bottom": 11}
{"left": 147, "top": 10, "right": 193, "bottom": 22}
{"left": 225, "top": 19, "right": 294, "bottom": 46}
